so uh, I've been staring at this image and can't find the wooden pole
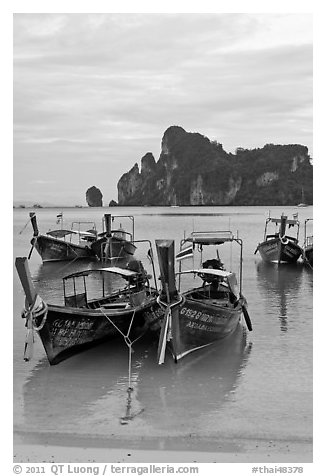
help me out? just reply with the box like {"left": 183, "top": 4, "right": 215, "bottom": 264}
{"left": 155, "top": 239, "right": 178, "bottom": 303}
{"left": 29, "top": 212, "right": 39, "bottom": 236}
{"left": 104, "top": 214, "right": 112, "bottom": 235}
{"left": 155, "top": 239, "right": 180, "bottom": 364}
{"left": 280, "top": 215, "right": 287, "bottom": 237}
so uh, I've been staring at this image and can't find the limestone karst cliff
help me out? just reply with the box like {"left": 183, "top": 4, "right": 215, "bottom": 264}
{"left": 117, "top": 126, "right": 313, "bottom": 206}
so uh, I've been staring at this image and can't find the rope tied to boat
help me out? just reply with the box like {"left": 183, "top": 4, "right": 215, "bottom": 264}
{"left": 280, "top": 235, "right": 289, "bottom": 245}
{"left": 98, "top": 307, "right": 146, "bottom": 388}
{"left": 156, "top": 295, "right": 184, "bottom": 364}
{"left": 98, "top": 306, "right": 147, "bottom": 425}
{"left": 157, "top": 295, "right": 184, "bottom": 314}
{"left": 22, "top": 294, "right": 48, "bottom": 361}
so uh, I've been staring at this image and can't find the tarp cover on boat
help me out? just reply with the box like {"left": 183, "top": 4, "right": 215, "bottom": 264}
{"left": 184, "top": 231, "right": 234, "bottom": 245}
{"left": 70, "top": 229, "right": 97, "bottom": 236}
{"left": 269, "top": 217, "right": 299, "bottom": 226}
{"left": 46, "top": 229, "right": 75, "bottom": 238}
{"left": 46, "top": 229, "right": 96, "bottom": 239}
{"left": 63, "top": 266, "right": 138, "bottom": 280}
{"left": 177, "top": 268, "right": 232, "bottom": 278}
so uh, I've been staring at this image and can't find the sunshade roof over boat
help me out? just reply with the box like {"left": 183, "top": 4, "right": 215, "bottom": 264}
{"left": 46, "top": 229, "right": 75, "bottom": 238}
{"left": 269, "top": 217, "right": 299, "bottom": 225}
{"left": 71, "top": 229, "right": 96, "bottom": 236}
{"left": 46, "top": 229, "right": 96, "bottom": 238}
{"left": 177, "top": 268, "right": 232, "bottom": 278}
{"left": 63, "top": 266, "right": 138, "bottom": 280}
{"left": 184, "top": 231, "right": 235, "bottom": 245}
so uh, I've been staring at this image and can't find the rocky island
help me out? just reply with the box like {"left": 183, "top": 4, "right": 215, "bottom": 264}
{"left": 86, "top": 186, "right": 103, "bottom": 207}
{"left": 117, "top": 126, "right": 312, "bottom": 206}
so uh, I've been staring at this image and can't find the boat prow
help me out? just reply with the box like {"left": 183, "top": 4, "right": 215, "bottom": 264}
{"left": 256, "top": 213, "right": 302, "bottom": 265}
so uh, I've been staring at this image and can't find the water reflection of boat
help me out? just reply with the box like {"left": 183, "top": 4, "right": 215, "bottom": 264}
{"left": 137, "top": 324, "right": 252, "bottom": 427}
{"left": 256, "top": 261, "right": 303, "bottom": 331}
{"left": 17, "top": 324, "right": 252, "bottom": 443}
{"left": 18, "top": 338, "right": 149, "bottom": 437}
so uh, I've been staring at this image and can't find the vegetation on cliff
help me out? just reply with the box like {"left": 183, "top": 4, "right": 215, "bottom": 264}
{"left": 117, "top": 126, "right": 313, "bottom": 206}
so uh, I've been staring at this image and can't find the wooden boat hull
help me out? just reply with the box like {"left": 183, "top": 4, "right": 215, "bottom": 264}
{"left": 144, "top": 296, "right": 242, "bottom": 362}
{"left": 257, "top": 237, "right": 302, "bottom": 264}
{"left": 91, "top": 236, "right": 136, "bottom": 261}
{"left": 303, "top": 245, "right": 313, "bottom": 267}
{"left": 170, "top": 297, "right": 242, "bottom": 361}
{"left": 34, "top": 234, "right": 96, "bottom": 262}
{"left": 33, "top": 298, "right": 158, "bottom": 365}
{"left": 107, "top": 236, "right": 137, "bottom": 259}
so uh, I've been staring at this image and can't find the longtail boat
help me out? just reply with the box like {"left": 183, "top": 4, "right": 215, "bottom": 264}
{"left": 144, "top": 230, "right": 252, "bottom": 364}
{"left": 15, "top": 254, "right": 158, "bottom": 365}
{"left": 91, "top": 214, "right": 137, "bottom": 261}
{"left": 29, "top": 213, "right": 98, "bottom": 262}
{"left": 255, "top": 213, "right": 302, "bottom": 265}
{"left": 302, "top": 218, "right": 313, "bottom": 268}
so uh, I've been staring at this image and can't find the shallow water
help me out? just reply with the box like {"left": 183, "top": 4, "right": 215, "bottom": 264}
{"left": 13, "top": 206, "right": 313, "bottom": 452}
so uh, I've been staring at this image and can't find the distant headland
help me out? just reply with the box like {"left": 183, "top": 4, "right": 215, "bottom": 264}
{"left": 116, "top": 126, "right": 312, "bottom": 206}
{"left": 13, "top": 126, "right": 313, "bottom": 208}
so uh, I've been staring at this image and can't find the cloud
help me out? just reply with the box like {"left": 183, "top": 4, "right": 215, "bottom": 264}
{"left": 13, "top": 13, "right": 313, "bottom": 204}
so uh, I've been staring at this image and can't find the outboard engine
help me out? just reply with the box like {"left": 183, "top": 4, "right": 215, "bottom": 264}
{"left": 127, "top": 260, "right": 149, "bottom": 288}
{"left": 199, "top": 259, "right": 224, "bottom": 284}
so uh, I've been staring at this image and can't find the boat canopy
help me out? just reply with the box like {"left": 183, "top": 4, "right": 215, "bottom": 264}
{"left": 63, "top": 266, "right": 139, "bottom": 280}
{"left": 176, "top": 268, "right": 232, "bottom": 278}
{"left": 184, "top": 230, "right": 235, "bottom": 245}
{"left": 70, "top": 229, "right": 97, "bottom": 236}
{"left": 268, "top": 217, "right": 299, "bottom": 226}
{"left": 46, "top": 229, "right": 75, "bottom": 238}
{"left": 46, "top": 229, "right": 96, "bottom": 239}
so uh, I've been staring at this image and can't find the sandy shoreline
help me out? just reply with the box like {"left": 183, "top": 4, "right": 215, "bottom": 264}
{"left": 13, "top": 433, "right": 313, "bottom": 463}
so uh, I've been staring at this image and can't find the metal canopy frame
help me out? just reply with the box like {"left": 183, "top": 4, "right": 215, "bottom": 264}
{"left": 178, "top": 230, "right": 244, "bottom": 294}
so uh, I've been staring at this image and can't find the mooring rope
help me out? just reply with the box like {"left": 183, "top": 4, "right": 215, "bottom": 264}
{"left": 306, "top": 260, "right": 313, "bottom": 270}
{"left": 156, "top": 294, "right": 184, "bottom": 311}
{"left": 98, "top": 306, "right": 146, "bottom": 389}
{"left": 56, "top": 254, "right": 82, "bottom": 274}
{"left": 22, "top": 295, "right": 48, "bottom": 361}
{"left": 18, "top": 216, "right": 33, "bottom": 235}
{"left": 98, "top": 305, "right": 148, "bottom": 424}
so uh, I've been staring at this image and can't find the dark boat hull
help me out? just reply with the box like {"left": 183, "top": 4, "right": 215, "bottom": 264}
{"left": 33, "top": 299, "right": 158, "bottom": 364}
{"left": 257, "top": 237, "right": 302, "bottom": 264}
{"left": 35, "top": 234, "right": 96, "bottom": 262}
{"left": 303, "top": 245, "right": 313, "bottom": 267}
{"left": 170, "top": 297, "right": 242, "bottom": 361}
{"left": 144, "top": 296, "right": 242, "bottom": 361}
{"left": 91, "top": 236, "right": 136, "bottom": 261}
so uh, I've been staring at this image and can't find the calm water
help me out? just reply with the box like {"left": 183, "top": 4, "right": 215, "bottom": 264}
{"left": 13, "top": 206, "right": 313, "bottom": 453}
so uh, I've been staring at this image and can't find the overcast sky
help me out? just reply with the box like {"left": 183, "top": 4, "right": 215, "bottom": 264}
{"left": 13, "top": 13, "right": 313, "bottom": 206}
